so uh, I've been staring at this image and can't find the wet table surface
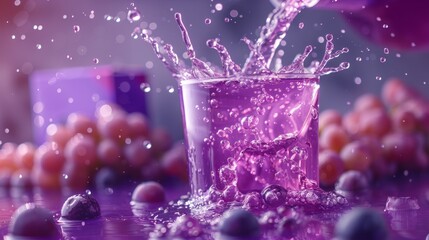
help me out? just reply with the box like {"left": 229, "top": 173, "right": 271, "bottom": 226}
{"left": 0, "top": 175, "right": 429, "bottom": 240}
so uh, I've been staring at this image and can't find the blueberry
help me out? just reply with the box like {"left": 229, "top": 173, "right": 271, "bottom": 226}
{"left": 61, "top": 194, "right": 101, "bottom": 220}
{"left": 8, "top": 203, "right": 60, "bottom": 238}
{"left": 131, "top": 181, "right": 165, "bottom": 203}
{"left": 218, "top": 209, "right": 260, "bottom": 238}
{"left": 94, "top": 167, "right": 121, "bottom": 190}
{"left": 335, "top": 208, "right": 388, "bottom": 240}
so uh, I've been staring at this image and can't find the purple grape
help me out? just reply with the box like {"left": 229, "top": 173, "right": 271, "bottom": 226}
{"left": 8, "top": 203, "right": 60, "bottom": 238}
{"left": 335, "top": 208, "right": 388, "bottom": 240}
{"left": 131, "top": 181, "right": 165, "bottom": 203}
{"left": 218, "top": 209, "right": 260, "bottom": 238}
{"left": 261, "top": 185, "right": 287, "bottom": 208}
{"left": 335, "top": 171, "right": 369, "bottom": 195}
{"left": 61, "top": 194, "right": 101, "bottom": 220}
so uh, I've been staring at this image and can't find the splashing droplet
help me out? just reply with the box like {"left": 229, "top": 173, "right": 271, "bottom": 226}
{"left": 73, "top": 25, "right": 80, "bottom": 33}
{"left": 140, "top": 83, "right": 151, "bottom": 93}
{"left": 128, "top": 9, "right": 141, "bottom": 22}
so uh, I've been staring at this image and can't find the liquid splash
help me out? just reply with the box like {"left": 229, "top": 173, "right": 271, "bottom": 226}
{"left": 137, "top": 5, "right": 349, "bottom": 81}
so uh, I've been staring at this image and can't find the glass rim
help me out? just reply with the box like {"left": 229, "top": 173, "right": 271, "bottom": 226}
{"left": 179, "top": 73, "right": 319, "bottom": 85}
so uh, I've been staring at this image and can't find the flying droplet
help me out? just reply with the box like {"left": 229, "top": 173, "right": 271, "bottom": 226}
{"left": 73, "top": 25, "right": 80, "bottom": 33}
{"left": 127, "top": 9, "right": 141, "bottom": 22}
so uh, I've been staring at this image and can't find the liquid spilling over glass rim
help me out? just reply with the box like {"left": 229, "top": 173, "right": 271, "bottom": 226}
{"left": 134, "top": 1, "right": 349, "bottom": 82}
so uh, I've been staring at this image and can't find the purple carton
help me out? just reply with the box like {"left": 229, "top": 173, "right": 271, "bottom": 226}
{"left": 30, "top": 66, "right": 148, "bottom": 145}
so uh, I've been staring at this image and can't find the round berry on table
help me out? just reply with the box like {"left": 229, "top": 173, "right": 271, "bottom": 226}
{"left": 131, "top": 181, "right": 165, "bottom": 203}
{"left": 61, "top": 194, "right": 101, "bottom": 220}
{"left": 8, "top": 203, "right": 60, "bottom": 238}
{"left": 318, "top": 150, "right": 345, "bottom": 186}
{"left": 218, "top": 208, "right": 260, "bottom": 238}
{"left": 335, "top": 170, "right": 369, "bottom": 194}
{"left": 335, "top": 208, "right": 388, "bottom": 240}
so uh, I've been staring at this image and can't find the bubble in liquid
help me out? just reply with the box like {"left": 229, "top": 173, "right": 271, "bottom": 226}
{"left": 93, "top": 58, "right": 99, "bottom": 64}
{"left": 131, "top": 27, "right": 141, "bottom": 39}
{"left": 382, "top": 24, "right": 389, "bottom": 29}
{"left": 89, "top": 10, "right": 95, "bottom": 19}
{"left": 11, "top": 35, "right": 16, "bottom": 40}
{"left": 73, "top": 25, "right": 80, "bottom": 33}
{"left": 383, "top": 48, "right": 389, "bottom": 54}
{"left": 355, "top": 57, "right": 362, "bottom": 62}
{"left": 215, "top": 3, "right": 223, "bottom": 11}
{"left": 376, "top": 76, "right": 382, "bottom": 80}
{"left": 36, "top": 44, "right": 42, "bottom": 50}
{"left": 204, "top": 18, "right": 212, "bottom": 24}
{"left": 298, "top": 22, "right": 304, "bottom": 29}
{"left": 224, "top": 18, "right": 230, "bottom": 23}
{"left": 379, "top": 57, "right": 386, "bottom": 63}
{"left": 128, "top": 9, "right": 141, "bottom": 22}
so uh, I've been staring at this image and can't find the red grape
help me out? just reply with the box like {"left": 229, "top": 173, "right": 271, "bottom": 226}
{"left": 340, "top": 141, "right": 372, "bottom": 171}
{"left": 382, "top": 132, "right": 418, "bottom": 166}
{"left": 0, "top": 143, "right": 17, "bottom": 171}
{"left": 97, "top": 113, "right": 131, "bottom": 143}
{"left": 45, "top": 124, "right": 73, "bottom": 148}
{"left": 319, "top": 125, "right": 349, "bottom": 152}
{"left": 319, "top": 150, "right": 345, "bottom": 186}
{"left": 64, "top": 134, "right": 98, "bottom": 168}
{"left": 342, "top": 111, "right": 360, "bottom": 135}
{"left": 319, "top": 109, "right": 342, "bottom": 133}
{"left": 354, "top": 94, "right": 384, "bottom": 113}
{"left": 391, "top": 107, "right": 418, "bottom": 132}
{"left": 381, "top": 78, "right": 412, "bottom": 107}
{"left": 127, "top": 112, "right": 150, "bottom": 139}
{"left": 14, "top": 142, "right": 35, "bottom": 170}
{"left": 358, "top": 109, "right": 391, "bottom": 138}
{"left": 124, "top": 137, "right": 152, "bottom": 168}
{"left": 31, "top": 169, "right": 60, "bottom": 189}
{"left": 97, "top": 139, "right": 122, "bottom": 166}
{"left": 33, "top": 142, "right": 65, "bottom": 174}
{"left": 131, "top": 181, "right": 165, "bottom": 203}
{"left": 66, "top": 113, "right": 98, "bottom": 139}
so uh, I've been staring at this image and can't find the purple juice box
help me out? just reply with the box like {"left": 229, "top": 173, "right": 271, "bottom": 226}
{"left": 30, "top": 66, "right": 148, "bottom": 145}
{"left": 179, "top": 74, "right": 319, "bottom": 198}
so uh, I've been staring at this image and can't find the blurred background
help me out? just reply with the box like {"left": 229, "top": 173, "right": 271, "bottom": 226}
{"left": 1, "top": 0, "right": 429, "bottom": 144}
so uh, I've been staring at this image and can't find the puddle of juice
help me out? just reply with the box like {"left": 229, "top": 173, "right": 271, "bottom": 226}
{"left": 2, "top": 177, "right": 429, "bottom": 239}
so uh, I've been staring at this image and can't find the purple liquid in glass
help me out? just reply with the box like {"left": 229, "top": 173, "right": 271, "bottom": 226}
{"left": 179, "top": 74, "right": 319, "bottom": 204}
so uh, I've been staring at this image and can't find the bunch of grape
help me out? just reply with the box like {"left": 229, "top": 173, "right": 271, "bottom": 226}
{"left": 0, "top": 102, "right": 188, "bottom": 190}
{"left": 319, "top": 79, "right": 429, "bottom": 187}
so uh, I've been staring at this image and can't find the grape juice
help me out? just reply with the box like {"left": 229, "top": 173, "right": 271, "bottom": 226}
{"left": 140, "top": 0, "right": 349, "bottom": 210}
{"left": 180, "top": 75, "right": 319, "bottom": 198}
